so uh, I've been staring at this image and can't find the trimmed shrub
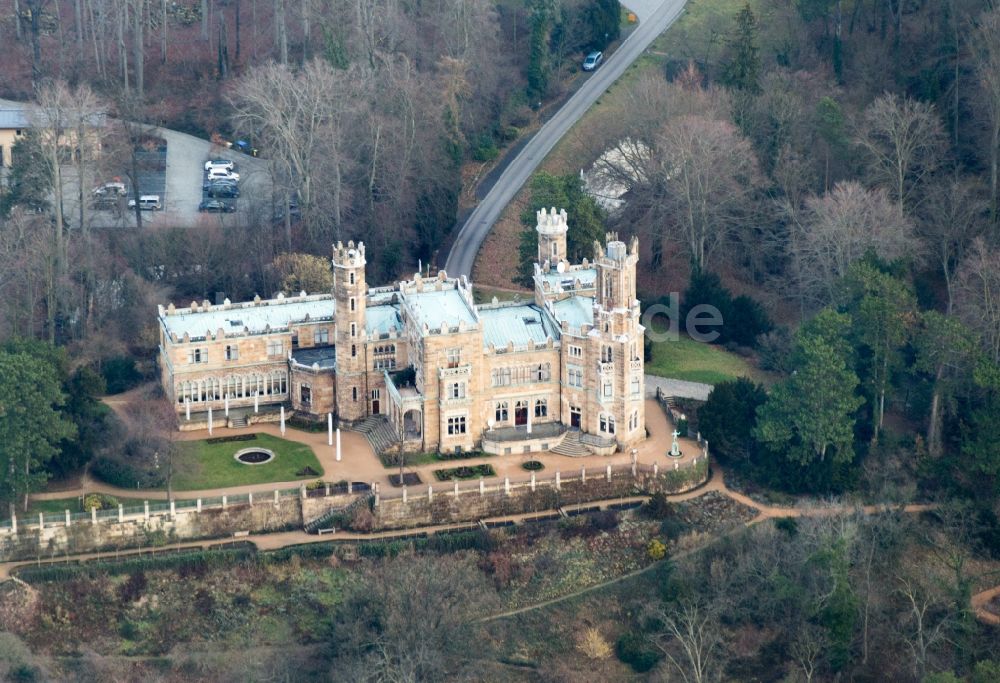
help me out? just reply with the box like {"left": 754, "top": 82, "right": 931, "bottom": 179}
{"left": 83, "top": 493, "right": 119, "bottom": 511}
{"left": 205, "top": 433, "right": 257, "bottom": 445}
{"left": 615, "top": 631, "right": 661, "bottom": 673}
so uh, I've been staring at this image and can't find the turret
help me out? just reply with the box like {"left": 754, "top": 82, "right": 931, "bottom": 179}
{"left": 332, "top": 241, "right": 368, "bottom": 421}
{"left": 536, "top": 207, "right": 568, "bottom": 270}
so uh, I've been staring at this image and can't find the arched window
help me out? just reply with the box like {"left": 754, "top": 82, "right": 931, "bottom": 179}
{"left": 349, "top": 272, "right": 355, "bottom": 285}
{"left": 602, "top": 346, "right": 613, "bottom": 363}
{"left": 495, "top": 401, "right": 509, "bottom": 423}
{"left": 352, "top": 387, "right": 358, "bottom": 401}
{"left": 351, "top": 344, "right": 357, "bottom": 357}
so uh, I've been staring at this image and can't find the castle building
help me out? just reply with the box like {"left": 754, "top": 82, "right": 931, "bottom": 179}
{"left": 157, "top": 208, "right": 646, "bottom": 454}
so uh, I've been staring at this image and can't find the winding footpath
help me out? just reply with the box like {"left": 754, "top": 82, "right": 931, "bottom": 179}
{"left": 8, "top": 465, "right": 988, "bottom": 625}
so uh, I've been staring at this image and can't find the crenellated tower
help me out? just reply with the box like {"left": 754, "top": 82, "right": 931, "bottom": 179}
{"left": 591, "top": 233, "right": 644, "bottom": 446}
{"left": 333, "top": 240, "right": 368, "bottom": 421}
{"left": 536, "top": 207, "right": 568, "bottom": 270}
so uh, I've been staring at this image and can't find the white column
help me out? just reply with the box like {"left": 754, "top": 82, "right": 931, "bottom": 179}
{"left": 197, "top": 499, "right": 202, "bottom": 513}
{"left": 248, "top": 492, "right": 253, "bottom": 506}
{"left": 453, "top": 480, "right": 459, "bottom": 497}
{"left": 254, "top": 391, "right": 259, "bottom": 413}
{"left": 504, "top": 477, "right": 510, "bottom": 495}
{"left": 653, "top": 463, "right": 659, "bottom": 476}
{"left": 402, "top": 486, "right": 408, "bottom": 503}
{"left": 65, "top": 510, "right": 71, "bottom": 527}
{"left": 91, "top": 507, "right": 98, "bottom": 526}
{"left": 222, "top": 495, "right": 228, "bottom": 509}
{"left": 143, "top": 501, "right": 150, "bottom": 520}
{"left": 348, "top": 481, "right": 353, "bottom": 494}
{"left": 674, "top": 461, "right": 679, "bottom": 470}
{"left": 531, "top": 472, "right": 536, "bottom": 491}
{"left": 38, "top": 513, "right": 44, "bottom": 529}
{"left": 526, "top": 407, "right": 532, "bottom": 435}
{"left": 428, "top": 485, "right": 433, "bottom": 502}
{"left": 10, "top": 514, "right": 16, "bottom": 535}
{"left": 479, "top": 478, "right": 485, "bottom": 496}
{"left": 555, "top": 471, "right": 561, "bottom": 490}
{"left": 336, "top": 428, "right": 342, "bottom": 462}
{"left": 185, "top": 398, "right": 191, "bottom": 421}
{"left": 280, "top": 406, "right": 286, "bottom": 435}
{"left": 274, "top": 489, "right": 280, "bottom": 506}
{"left": 208, "top": 406, "right": 213, "bottom": 435}
{"left": 118, "top": 504, "right": 124, "bottom": 522}
{"left": 170, "top": 500, "right": 176, "bottom": 518}
{"left": 606, "top": 464, "right": 612, "bottom": 481}
{"left": 328, "top": 413, "right": 333, "bottom": 446}
{"left": 581, "top": 466, "right": 586, "bottom": 483}
{"left": 325, "top": 484, "right": 330, "bottom": 497}
{"left": 224, "top": 393, "right": 229, "bottom": 417}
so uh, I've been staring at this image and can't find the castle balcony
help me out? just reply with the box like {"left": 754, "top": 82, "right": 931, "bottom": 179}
{"left": 599, "top": 361, "right": 615, "bottom": 374}
{"left": 629, "top": 359, "right": 643, "bottom": 371}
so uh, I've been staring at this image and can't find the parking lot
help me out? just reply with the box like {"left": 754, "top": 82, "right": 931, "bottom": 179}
{"left": 0, "top": 98, "right": 272, "bottom": 230}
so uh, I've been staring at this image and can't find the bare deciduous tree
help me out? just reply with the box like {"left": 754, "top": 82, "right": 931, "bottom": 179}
{"left": 790, "top": 181, "right": 918, "bottom": 307}
{"left": 955, "top": 238, "right": 1000, "bottom": 363}
{"left": 971, "top": 7, "right": 1000, "bottom": 223}
{"left": 855, "top": 93, "right": 946, "bottom": 211}
{"left": 637, "top": 113, "right": 762, "bottom": 273}
{"left": 651, "top": 599, "right": 722, "bottom": 683}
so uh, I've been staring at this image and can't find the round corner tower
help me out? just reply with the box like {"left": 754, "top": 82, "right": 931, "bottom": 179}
{"left": 333, "top": 240, "right": 368, "bottom": 422}
{"left": 536, "top": 206, "right": 568, "bottom": 270}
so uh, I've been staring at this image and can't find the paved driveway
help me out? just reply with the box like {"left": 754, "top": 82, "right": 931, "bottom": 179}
{"left": 444, "top": 0, "right": 689, "bottom": 278}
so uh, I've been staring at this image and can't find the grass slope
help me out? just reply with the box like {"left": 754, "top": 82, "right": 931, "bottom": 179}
{"left": 646, "top": 334, "right": 765, "bottom": 385}
{"left": 171, "top": 433, "right": 324, "bottom": 490}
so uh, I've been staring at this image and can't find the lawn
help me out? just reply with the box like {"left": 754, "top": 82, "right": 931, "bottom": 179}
{"left": 646, "top": 334, "right": 769, "bottom": 385}
{"left": 171, "top": 433, "right": 324, "bottom": 490}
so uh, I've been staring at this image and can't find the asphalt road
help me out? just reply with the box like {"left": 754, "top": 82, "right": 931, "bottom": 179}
{"left": 443, "top": 0, "right": 689, "bottom": 279}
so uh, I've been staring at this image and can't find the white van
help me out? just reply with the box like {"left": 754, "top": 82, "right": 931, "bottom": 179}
{"left": 128, "top": 195, "right": 162, "bottom": 211}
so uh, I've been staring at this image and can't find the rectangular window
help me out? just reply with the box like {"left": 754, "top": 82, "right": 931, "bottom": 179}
{"left": 316, "top": 328, "right": 329, "bottom": 344}
{"left": 188, "top": 348, "right": 207, "bottom": 364}
{"left": 301, "top": 385, "right": 312, "bottom": 405}
{"left": 447, "top": 348, "right": 461, "bottom": 368}
{"left": 569, "top": 345, "right": 583, "bottom": 358}
{"left": 350, "top": 298, "right": 356, "bottom": 312}
{"left": 447, "top": 415, "right": 467, "bottom": 435}
{"left": 225, "top": 345, "right": 238, "bottom": 361}
{"left": 449, "top": 382, "right": 465, "bottom": 399}
{"left": 350, "top": 323, "right": 356, "bottom": 338}
{"left": 495, "top": 402, "right": 509, "bottom": 423}
{"left": 603, "top": 382, "right": 613, "bottom": 398}
{"left": 631, "top": 376, "right": 640, "bottom": 396}
{"left": 568, "top": 365, "right": 583, "bottom": 388}
{"left": 267, "top": 340, "right": 283, "bottom": 357}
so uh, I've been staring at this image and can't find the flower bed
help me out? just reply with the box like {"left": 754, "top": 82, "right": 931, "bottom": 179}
{"left": 433, "top": 464, "right": 496, "bottom": 481}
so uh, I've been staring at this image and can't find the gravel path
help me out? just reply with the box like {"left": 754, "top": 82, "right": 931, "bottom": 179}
{"left": 644, "top": 375, "right": 714, "bottom": 401}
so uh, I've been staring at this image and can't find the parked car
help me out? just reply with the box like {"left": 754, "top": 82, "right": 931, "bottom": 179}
{"left": 582, "top": 51, "right": 603, "bottom": 71}
{"left": 207, "top": 167, "right": 240, "bottom": 182}
{"left": 128, "top": 195, "right": 162, "bottom": 210}
{"left": 92, "top": 181, "right": 128, "bottom": 196}
{"left": 199, "top": 198, "right": 236, "bottom": 213}
{"left": 207, "top": 183, "right": 240, "bottom": 198}
{"left": 204, "top": 158, "right": 235, "bottom": 172}
{"left": 203, "top": 176, "right": 239, "bottom": 192}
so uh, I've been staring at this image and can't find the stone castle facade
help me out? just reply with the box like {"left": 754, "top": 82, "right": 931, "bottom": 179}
{"left": 158, "top": 209, "right": 646, "bottom": 454}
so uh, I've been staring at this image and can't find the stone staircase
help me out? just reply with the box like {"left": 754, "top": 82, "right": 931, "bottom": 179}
{"left": 229, "top": 415, "right": 248, "bottom": 428}
{"left": 550, "top": 430, "right": 590, "bottom": 457}
{"left": 355, "top": 415, "right": 397, "bottom": 454}
{"left": 305, "top": 495, "right": 369, "bottom": 534}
